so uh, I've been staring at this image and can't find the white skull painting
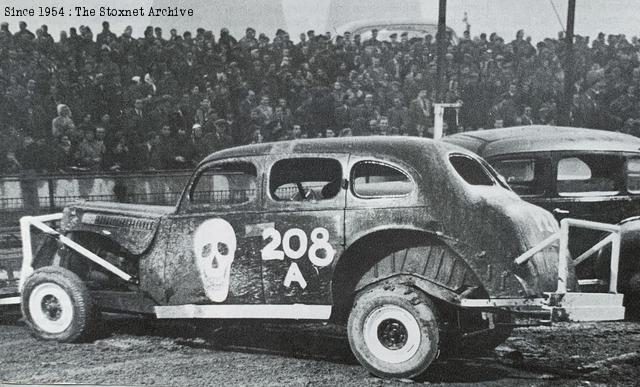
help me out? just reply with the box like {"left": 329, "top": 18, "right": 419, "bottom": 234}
{"left": 193, "top": 218, "right": 237, "bottom": 302}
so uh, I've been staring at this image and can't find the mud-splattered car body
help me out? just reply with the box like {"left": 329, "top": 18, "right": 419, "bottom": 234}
{"left": 48, "top": 137, "right": 561, "bottom": 312}
{"left": 445, "top": 126, "right": 640, "bottom": 311}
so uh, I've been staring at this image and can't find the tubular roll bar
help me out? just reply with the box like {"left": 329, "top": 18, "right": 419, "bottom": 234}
{"left": 19, "top": 214, "right": 135, "bottom": 292}
{"left": 514, "top": 218, "right": 621, "bottom": 294}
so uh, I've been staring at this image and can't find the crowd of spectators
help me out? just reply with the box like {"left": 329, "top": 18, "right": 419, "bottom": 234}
{"left": 2, "top": 19, "right": 640, "bottom": 174}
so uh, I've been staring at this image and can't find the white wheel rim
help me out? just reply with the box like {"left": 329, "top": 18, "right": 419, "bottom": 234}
{"left": 28, "top": 283, "right": 74, "bottom": 334}
{"left": 363, "top": 305, "right": 421, "bottom": 364}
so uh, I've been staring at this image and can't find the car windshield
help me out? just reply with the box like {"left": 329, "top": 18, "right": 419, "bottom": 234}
{"left": 191, "top": 162, "right": 258, "bottom": 205}
{"left": 556, "top": 155, "right": 623, "bottom": 196}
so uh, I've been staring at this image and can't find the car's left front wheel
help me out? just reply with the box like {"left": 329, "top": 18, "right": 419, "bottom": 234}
{"left": 21, "top": 266, "right": 96, "bottom": 342}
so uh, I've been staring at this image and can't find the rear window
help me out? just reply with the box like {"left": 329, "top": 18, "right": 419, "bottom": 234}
{"left": 627, "top": 158, "right": 640, "bottom": 193}
{"left": 492, "top": 158, "right": 545, "bottom": 195}
{"left": 351, "top": 161, "right": 413, "bottom": 198}
{"left": 449, "top": 154, "right": 494, "bottom": 186}
{"left": 557, "top": 155, "right": 622, "bottom": 196}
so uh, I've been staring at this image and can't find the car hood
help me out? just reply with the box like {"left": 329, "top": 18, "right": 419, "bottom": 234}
{"left": 61, "top": 201, "right": 176, "bottom": 255}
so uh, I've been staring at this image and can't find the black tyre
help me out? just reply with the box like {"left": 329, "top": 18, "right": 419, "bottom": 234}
{"left": 624, "top": 272, "right": 640, "bottom": 319}
{"left": 21, "top": 266, "right": 96, "bottom": 342}
{"left": 347, "top": 282, "right": 440, "bottom": 379}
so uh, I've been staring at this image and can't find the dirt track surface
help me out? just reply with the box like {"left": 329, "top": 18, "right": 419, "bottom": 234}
{"left": 0, "top": 310, "right": 639, "bottom": 386}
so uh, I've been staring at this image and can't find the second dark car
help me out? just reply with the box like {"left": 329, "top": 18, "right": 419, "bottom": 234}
{"left": 445, "top": 125, "right": 640, "bottom": 313}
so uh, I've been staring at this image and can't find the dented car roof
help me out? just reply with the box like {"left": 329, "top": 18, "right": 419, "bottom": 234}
{"left": 201, "top": 136, "right": 469, "bottom": 165}
{"left": 444, "top": 126, "right": 640, "bottom": 158}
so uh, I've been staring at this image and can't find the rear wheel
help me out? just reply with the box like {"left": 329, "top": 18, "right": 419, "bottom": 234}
{"left": 21, "top": 266, "right": 96, "bottom": 342}
{"left": 347, "top": 282, "right": 440, "bottom": 379}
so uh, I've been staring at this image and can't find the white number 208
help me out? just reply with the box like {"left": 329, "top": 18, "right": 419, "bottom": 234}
{"left": 261, "top": 227, "right": 335, "bottom": 267}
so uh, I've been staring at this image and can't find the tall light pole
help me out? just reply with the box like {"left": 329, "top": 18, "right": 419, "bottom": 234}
{"left": 436, "top": 0, "right": 447, "bottom": 103}
{"left": 561, "top": 0, "right": 576, "bottom": 126}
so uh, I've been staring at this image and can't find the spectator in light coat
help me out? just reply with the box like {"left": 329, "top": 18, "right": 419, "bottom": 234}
{"left": 51, "top": 104, "right": 76, "bottom": 139}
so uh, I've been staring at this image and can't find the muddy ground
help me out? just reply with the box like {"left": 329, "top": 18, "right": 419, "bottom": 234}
{"left": 0, "top": 308, "right": 638, "bottom": 387}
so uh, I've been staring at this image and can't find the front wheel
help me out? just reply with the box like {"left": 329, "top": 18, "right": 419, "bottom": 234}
{"left": 347, "top": 282, "right": 440, "bottom": 379}
{"left": 21, "top": 266, "right": 96, "bottom": 342}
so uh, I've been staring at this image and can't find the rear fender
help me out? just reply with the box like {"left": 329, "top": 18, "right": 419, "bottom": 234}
{"left": 329, "top": 229, "right": 484, "bottom": 321}
{"left": 354, "top": 244, "right": 482, "bottom": 303}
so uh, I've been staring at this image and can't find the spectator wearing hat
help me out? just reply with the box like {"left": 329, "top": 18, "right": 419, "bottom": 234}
{"left": 97, "top": 21, "right": 117, "bottom": 48}
{"left": 354, "top": 94, "right": 380, "bottom": 135}
{"left": 389, "top": 32, "right": 398, "bottom": 48}
{"left": 520, "top": 106, "right": 534, "bottom": 125}
{"left": 120, "top": 54, "right": 144, "bottom": 90}
{"left": 334, "top": 94, "right": 354, "bottom": 132}
{"left": 398, "top": 31, "right": 410, "bottom": 50}
{"left": 51, "top": 135, "right": 74, "bottom": 172}
{"left": 493, "top": 83, "right": 522, "bottom": 127}
{"left": 154, "top": 27, "right": 166, "bottom": 45}
{"left": 363, "top": 28, "right": 381, "bottom": 48}
{"left": 388, "top": 97, "right": 410, "bottom": 134}
{"left": 151, "top": 125, "right": 174, "bottom": 170}
{"left": 254, "top": 95, "right": 274, "bottom": 127}
{"left": 0, "top": 22, "right": 12, "bottom": 47}
{"left": 171, "top": 125, "right": 194, "bottom": 169}
{"left": 122, "top": 98, "right": 150, "bottom": 145}
{"left": 191, "top": 124, "right": 210, "bottom": 163}
{"left": 201, "top": 119, "right": 234, "bottom": 153}
{"left": 74, "top": 127, "right": 105, "bottom": 170}
{"left": 408, "top": 90, "right": 433, "bottom": 137}
{"left": 194, "top": 98, "right": 218, "bottom": 132}
{"left": 307, "top": 30, "right": 316, "bottom": 41}
{"left": 219, "top": 28, "right": 237, "bottom": 51}
{"left": 169, "top": 28, "right": 182, "bottom": 43}
{"left": 14, "top": 21, "right": 35, "bottom": 43}
{"left": 239, "top": 27, "right": 258, "bottom": 51}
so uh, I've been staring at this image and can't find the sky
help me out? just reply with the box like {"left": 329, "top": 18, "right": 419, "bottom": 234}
{"left": 2, "top": 0, "right": 638, "bottom": 43}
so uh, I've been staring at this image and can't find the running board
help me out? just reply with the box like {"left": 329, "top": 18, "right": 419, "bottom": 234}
{"left": 545, "top": 293, "right": 625, "bottom": 322}
{"left": 0, "top": 283, "right": 20, "bottom": 306}
{"left": 155, "top": 304, "right": 332, "bottom": 320}
{"left": 0, "top": 295, "right": 20, "bottom": 306}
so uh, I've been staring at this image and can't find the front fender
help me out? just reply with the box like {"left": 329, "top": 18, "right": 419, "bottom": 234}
{"left": 62, "top": 210, "right": 161, "bottom": 255}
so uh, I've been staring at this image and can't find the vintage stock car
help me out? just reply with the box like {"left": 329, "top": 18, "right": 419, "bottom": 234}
{"left": 17, "top": 137, "right": 625, "bottom": 379}
{"left": 445, "top": 126, "right": 640, "bottom": 315}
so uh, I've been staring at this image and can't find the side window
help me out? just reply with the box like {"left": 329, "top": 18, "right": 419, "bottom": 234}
{"left": 190, "top": 162, "right": 258, "bottom": 205}
{"left": 492, "top": 158, "right": 545, "bottom": 195}
{"left": 557, "top": 155, "right": 622, "bottom": 196}
{"left": 351, "top": 161, "right": 413, "bottom": 198}
{"left": 627, "top": 158, "right": 640, "bottom": 193}
{"left": 449, "top": 154, "right": 495, "bottom": 186}
{"left": 269, "top": 158, "right": 342, "bottom": 202}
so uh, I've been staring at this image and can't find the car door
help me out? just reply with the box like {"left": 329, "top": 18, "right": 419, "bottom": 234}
{"left": 163, "top": 158, "right": 265, "bottom": 305}
{"left": 261, "top": 154, "right": 348, "bottom": 305}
